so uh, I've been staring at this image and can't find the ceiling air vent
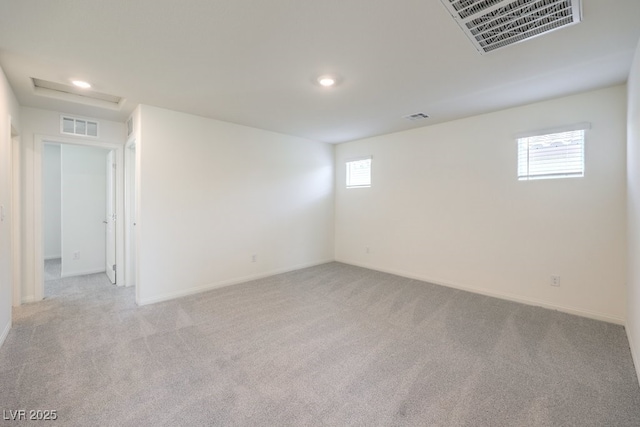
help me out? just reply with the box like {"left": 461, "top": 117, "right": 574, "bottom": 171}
{"left": 440, "top": 0, "right": 582, "bottom": 54}
{"left": 404, "top": 112, "right": 430, "bottom": 121}
{"left": 127, "top": 117, "right": 134, "bottom": 137}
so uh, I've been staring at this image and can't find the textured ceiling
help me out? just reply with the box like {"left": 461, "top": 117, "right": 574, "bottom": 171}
{"left": 0, "top": 0, "right": 638, "bottom": 143}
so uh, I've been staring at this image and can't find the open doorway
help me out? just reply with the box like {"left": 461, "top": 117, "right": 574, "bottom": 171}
{"left": 33, "top": 135, "right": 125, "bottom": 302}
{"left": 42, "top": 143, "right": 115, "bottom": 296}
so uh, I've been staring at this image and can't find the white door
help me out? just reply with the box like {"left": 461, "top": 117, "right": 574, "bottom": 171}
{"left": 105, "top": 150, "right": 116, "bottom": 284}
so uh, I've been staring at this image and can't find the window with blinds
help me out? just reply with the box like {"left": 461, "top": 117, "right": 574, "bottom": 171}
{"left": 346, "top": 157, "right": 371, "bottom": 188}
{"left": 517, "top": 129, "right": 585, "bottom": 181}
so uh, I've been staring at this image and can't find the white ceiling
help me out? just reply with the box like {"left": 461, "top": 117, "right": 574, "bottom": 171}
{"left": 0, "top": 0, "right": 638, "bottom": 144}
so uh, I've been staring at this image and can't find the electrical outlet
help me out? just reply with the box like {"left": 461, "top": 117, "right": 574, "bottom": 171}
{"left": 73, "top": 251, "right": 80, "bottom": 260}
{"left": 252, "top": 254, "right": 257, "bottom": 263}
{"left": 551, "top": 275, "right": 561, "bottom": 287}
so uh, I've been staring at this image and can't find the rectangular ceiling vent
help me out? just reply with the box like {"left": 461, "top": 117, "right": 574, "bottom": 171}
{"left": 127, "top": 117, "right": 134, "bottom": 137}
{"left": 61, "top": 115, "right": 99, "bottom": 138}
{"left": 440, "top": 0, "right": 582, "bottom": 54}
{"left": 404, "top": 112, "right": 430, "bottom": 121}
{"left": 32, "top": 78, "right": 125, "bottom": 110}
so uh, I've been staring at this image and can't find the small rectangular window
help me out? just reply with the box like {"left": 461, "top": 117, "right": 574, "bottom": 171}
{"left": 346, "top": 157, "right": 371, "bottom": 188}
{"left": 518, "top": 128, "right": 586, "bottom": 181}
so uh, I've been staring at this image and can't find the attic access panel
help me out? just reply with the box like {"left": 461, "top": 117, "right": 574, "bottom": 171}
{"left": 440, "top": 0, "right": 582, "bottom": 54}
{"left": 31, "top": 78, "right": 124, "bottom": 110}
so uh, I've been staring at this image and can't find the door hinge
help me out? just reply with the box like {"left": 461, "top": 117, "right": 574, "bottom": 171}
{"left": 112, "top": 163, "right": 116, "bottom": 169}
{"left": 112, "top": 264, "right": 116, "bottom": 272}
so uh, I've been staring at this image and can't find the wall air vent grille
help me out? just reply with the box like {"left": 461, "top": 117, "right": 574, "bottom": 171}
{"left": 404, "top": 112, "right": 430, "bottom": 121}
{"left": 440, "top": 0, "right": 582, "bottom": 53}
{"left": 61, "top": 115, "right": 99, "bottom": 138}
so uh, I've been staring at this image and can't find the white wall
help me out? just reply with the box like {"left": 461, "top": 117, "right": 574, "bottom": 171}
{"left": 627, "top": 39, "right": 640, "bottom": 380}
{"left": 335, "top": 85, "right": 627, "bottom": 324}
{"left": 136, "top": 105, "right": 334, "bottom": 304}
{"left": 60, "top": 144, "right": 108, "bottom": 277}
{"left": 43, "top": 144, "right": 61, "bottom": 259}
{"left": 0, "top": 65, "right": 20, "bottom": 348}
{"left": 19, "top": 106, "right": 125, "bottom": 301}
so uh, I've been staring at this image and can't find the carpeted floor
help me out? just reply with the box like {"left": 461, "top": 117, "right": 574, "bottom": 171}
{"left": 43, "top": 258, "right": 110, "bottom": 298}
{"left": 1, "top": 262, "right": 639, "bottom": 426}
{"left": 44, "top": 258, "right": 61, "bottom": 282}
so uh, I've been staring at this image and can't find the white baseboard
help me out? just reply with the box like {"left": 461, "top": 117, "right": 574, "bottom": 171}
{"left": 137, "top": 259, "right": 334, "bottom": 306}
{"left": 626, "top": 326, "right": 640, "bottom": 383}
{"left": 336, "top": 258, "right": 625, "bottom": 325}
{"left": 44, "top": 255, "right": 61, "bottom": 260}
{"left": 61, "top": 268, "right": 106, "bottom": 278}
{"left": 0, "top": 320, "right": 11, "bottom": 350}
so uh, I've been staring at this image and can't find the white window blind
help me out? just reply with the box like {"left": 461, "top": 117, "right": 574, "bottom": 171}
{"left": 346, "top": 157, "right": 371, "bottom": 188}
{"left": 517, "top": 129, "right": 585, "bottom": 181}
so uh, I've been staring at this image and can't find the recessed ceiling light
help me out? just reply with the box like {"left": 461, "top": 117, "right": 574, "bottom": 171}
{"left": 317, "top": 75, "right": 338, "bottom": 87}
{"left": 318, "top": 77, "right": 335, "bottom": 87}
{"left": 71, "top": 80, "right": 91, "bottom": 89}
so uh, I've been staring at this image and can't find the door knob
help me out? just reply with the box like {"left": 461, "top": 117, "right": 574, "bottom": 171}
{"left": 103, "top": 220, "right": 108, "bottom": 224}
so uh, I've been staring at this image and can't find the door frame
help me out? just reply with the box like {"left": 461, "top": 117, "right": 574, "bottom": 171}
{"left": 105, "top": 150, "right": 116, "bottom": 284}
{"left": 124, "top": 137, "right": 138, "bottom": 289}
{"left": 33, "top": 134, "right": 125, "bottom": 301}
{"left": 10, "top": 117, "right": 20, "bottom": 307}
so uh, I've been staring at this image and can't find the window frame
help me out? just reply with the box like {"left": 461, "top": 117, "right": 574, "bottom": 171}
{"left": 345, "top": 156, "right": 372, "bottom": 189}
{"left": 515, "top": 122, "right": 590, "bottom": 181}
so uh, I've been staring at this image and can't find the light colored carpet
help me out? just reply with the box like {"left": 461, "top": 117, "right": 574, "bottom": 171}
{"left": 44, "top": 258, "right": 61, "bottom": 282}
{"left": 44, "top": 258, "right": 111, "bottom": 298}
{"left": 1, "top": 262, "right": 639, "bottom": 426}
